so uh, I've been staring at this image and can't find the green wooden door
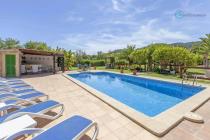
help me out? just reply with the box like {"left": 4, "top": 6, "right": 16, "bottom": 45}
{"left": 5, "top": 55, "right": 16, "bottom": 77}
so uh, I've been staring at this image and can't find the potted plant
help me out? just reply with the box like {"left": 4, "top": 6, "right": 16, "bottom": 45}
{"left": 120, "top": 67, "right": 124, "bottom": 73}
{"left": 133, "top": 69, "right": 137, "bottom": 75}
{"left": 64, "top": 67, "right": 68, "bottom": 71}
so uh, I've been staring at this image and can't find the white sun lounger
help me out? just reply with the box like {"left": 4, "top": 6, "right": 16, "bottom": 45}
{"left": 4, "top": 115, "right": 98, "bottom": 140}
{"left": 0, "top": 100, "right": 64, "bottom": 123}
{"left": 0, "top": 92, "right": 49, "bottom": 107}
{"left": 0, "top": 84, "right": 32, "bottom": 91}
{"left": 0, "top": 89, "right": 37, "bottom": 96}
{"left": 0, "top": 115, "right": 37, "bottom": 140}
{"left": 0, "top": 85, "right": 34, "bottom": 93}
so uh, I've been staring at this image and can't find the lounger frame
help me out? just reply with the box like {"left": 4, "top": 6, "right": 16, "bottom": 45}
{"left": 2, "top": 103, "right": 64, "bottom": 123}
{"left": 5, "top": 117, "right": 98, "bottom": 140}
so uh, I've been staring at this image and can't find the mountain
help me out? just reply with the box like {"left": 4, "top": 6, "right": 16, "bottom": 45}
{"left": 171, "top": 41, "right": 201, "bottom": 48}
{"left": 105, "top": 41, "right": 201, "bottom": 55}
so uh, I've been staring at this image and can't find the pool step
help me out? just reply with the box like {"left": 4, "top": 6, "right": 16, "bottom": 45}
{"left": 184, "top": 112, "right": 204, "bottom": 123}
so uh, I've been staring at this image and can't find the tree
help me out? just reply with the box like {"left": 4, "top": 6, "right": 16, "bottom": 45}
{"left": 119, "top": 44, "right": 136, "bottom": 65}
{"left": 24, "top": 41, "right": 37, "bottom": 49}
{"left": 55, "top": 46, "right": 65, "bottom": 53}
{"left": 199, "top": 34, "right": 210, "bottom": 68}
{"left": 152, "top": 45, "right": 198, "bottom": 72}
{"left": 64, "top": 50, "right": 75, "bottom": 69}
{"left": 75, "top": 50, "right": 88, "bottom": 64}
{"left": 130, "top": 48, "right": 147, "bottom": 70}
{"left": 97, "top": 51, "right": 105, "bottom": 60}
{"left": 145, "top": 43, "right": 165, "bottom": 71}
{"left": 4, "top": 38, "right": 21, "bottom": 48}
{"left": 115, "top": 59, "right": 129, "bottom": 68}
{"left": 152, "top": 45, "right": 171, "bottom": 69}
{"left": 24, "top": 41, "right": 51, "bottom": 51}
{"left": 0, "top": 38, "right": 5, "bottom": 49}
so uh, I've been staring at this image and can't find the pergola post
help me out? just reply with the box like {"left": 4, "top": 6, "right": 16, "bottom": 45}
{"left": 53, "top": 54, "right": 56, "bottom": 74}
{"left": 61, "top": 56, "right": 65, "bottom": 73}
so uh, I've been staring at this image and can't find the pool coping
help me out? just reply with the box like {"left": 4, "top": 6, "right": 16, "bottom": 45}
{"left": 63, "top": 70, "right": 210, "bottom": 137}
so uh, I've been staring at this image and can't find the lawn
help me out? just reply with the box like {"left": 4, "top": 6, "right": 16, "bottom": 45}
{"left": 187, "top": 68, "right": 206, "bottom": 75}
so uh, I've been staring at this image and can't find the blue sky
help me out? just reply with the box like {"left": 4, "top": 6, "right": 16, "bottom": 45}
{"left": 0, "top": 0, "right": 209, "bottom": 54}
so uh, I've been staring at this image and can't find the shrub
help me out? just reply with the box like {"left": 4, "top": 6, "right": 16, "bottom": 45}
{"left": 130, "top": 64, "right": 139, "bottom": 70}
{"left": 80, "top": 59, "right": 90, "bottom": 65}
{"left": 115, "top": 59, "right": 129, "bottom": 65}
{"left": 90, "top": 60, "right": 105, "bottom": 66}
{"left": 153, "top": 67, "right": 161, "bottom": 73}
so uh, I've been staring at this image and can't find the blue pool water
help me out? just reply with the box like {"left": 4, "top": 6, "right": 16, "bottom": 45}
{"left": 69, "top": 72, "right": 205, "bottom": 116}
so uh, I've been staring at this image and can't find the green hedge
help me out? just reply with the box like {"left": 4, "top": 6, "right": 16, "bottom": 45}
{"left": 80, "top": 59, "right": 90, "bottom": 65}
{"left": 79, "top": 59, "right": 105, "bottom": 66}
{"left": 115, "top": 59, "right": 129, "bottom": 65}
{"left": 90, "top": 60, "right": 105, "bottom": 66}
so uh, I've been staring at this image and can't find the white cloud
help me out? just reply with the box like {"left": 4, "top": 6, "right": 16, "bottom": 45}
{"left": 66, "top": 16, "right": 83, "bottom": 22}
{"left": 110, "top": 0, "right": 162, "bottom": 14}
{"left": 111, "top": 0, "right": 133, "bottom": 12}
{"left": 65, "top": 12, "right": 84, "bottom": 22}
{"left": 94, "top": 19, "right": 138, "bottom": 26}
{"left": 55, "top": 19, "right": 192, "bottom": 54}
{"left": 181, "top": 0, "right": 192, "bottom": 8}
{"left": 111, "top": 0, "right": 122, "bottom": 11}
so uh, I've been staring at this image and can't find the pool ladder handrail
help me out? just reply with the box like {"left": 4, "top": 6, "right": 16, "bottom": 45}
{"left": 182, "top": 74, "right": 189, "bottom": 85}
{"left": 182, "top": 74, "right": 198, "bottom": 86}
{"left": 192, "top": 74, "right": 198, "bottom": 86}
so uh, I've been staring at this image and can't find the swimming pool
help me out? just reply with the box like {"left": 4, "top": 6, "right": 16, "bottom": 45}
{"left": 69, "top": 72, "right": 205, "bottom": 117}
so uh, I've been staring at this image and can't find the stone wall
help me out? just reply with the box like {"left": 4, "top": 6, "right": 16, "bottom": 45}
{"left": 23, "top": 54, "right": 61, "bottom": 72}
{"left": 23, "top": 54, "right": 53, "bottom": 65}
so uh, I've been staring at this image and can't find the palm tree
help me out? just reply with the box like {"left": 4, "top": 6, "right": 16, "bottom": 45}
{"left": 124, "top": 44, "right": 136, "bottom": 65}
{"left": 64, "top": 50, "right": 75, "bottom": 70}
{"left": 0, "top": 38, "right": 5, "bottom": 49}
{"left": 200, "top": 34, "right": 210, "bottom": 68}
{"left": 4, "top": 38, "right": 21, "bottom": 48}
{"left": 24, "top": 41, "right": 50, "bottom": 51}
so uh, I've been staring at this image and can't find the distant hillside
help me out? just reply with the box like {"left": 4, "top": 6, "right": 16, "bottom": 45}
{"left": 105, "top": 41, "right": 201, "bottom": 55}
{"left": 171, "top": 41, "right": 201, "bottom": 48}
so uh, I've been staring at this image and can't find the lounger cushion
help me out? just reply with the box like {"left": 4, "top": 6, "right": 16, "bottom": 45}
{"left": 0, "top": 82, "right": 25, "bottom": 86}
{"left": 0, "top": 93, "right": 15, "bottom": 99}
{"left": 5, "top": 79, "right": 22, "bottom": 82}
{"left": 0, "top": 85, "right": 30, "bottom": 91}
{"left": 9, "top": 85, "right": 30, "bottom": 89}
{"left": 0, "top": 89, "right": 35, "bottom": 95}
{"left": 18, "top": 92, "right": 45, "bottom": 100}
{"left": 13, "top": 89, "right": 35, "bottom": 94}
{"left": 33, "top": 115, "right": 92, "bottom": 140}
{"left": 4, "top": 92, "right": 46, "bottom": 104}
{"left": 0, "top": 100, "right": 59, "bottom": 123}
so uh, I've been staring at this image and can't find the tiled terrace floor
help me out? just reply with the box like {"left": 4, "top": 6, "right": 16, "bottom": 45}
{"left": 22, "top": 73, "right": 210, "bottom": 140}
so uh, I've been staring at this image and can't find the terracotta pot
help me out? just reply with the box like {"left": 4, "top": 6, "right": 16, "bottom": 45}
{"left": 120, "top": 69, "right": 124, "bottom": 73}
{"left": 133, "top": 70, "right": 137, "bottom": 75}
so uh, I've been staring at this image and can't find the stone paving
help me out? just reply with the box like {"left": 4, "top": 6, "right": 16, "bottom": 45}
{"left": 21, "top": 73, "right": 210, "bottom": 140}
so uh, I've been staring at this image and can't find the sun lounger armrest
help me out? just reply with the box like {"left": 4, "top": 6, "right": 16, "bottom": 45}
{"left": 91, "top": 122, "right": 99, "bottom": 140}
{"left": 5, "top": 128, "right": 44, "bottom": 140}
{"left": 45, "top": 94, "right": 49, "bottom": 100}
{"left": 0, "top": 104, "right": 22, "bottom": 112}
{"left": 4, "top": 103, "right": 64, "bottom": 122}
{"left": 75, "top": 122, "right": 99, "bottom": 140}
